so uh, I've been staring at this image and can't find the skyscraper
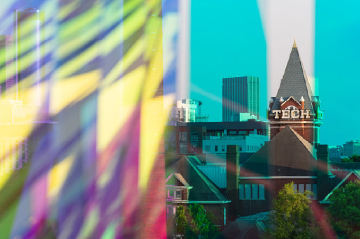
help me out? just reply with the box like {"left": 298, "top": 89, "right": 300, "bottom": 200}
{"left": 222, "top": 76, "right": 260, "bottom": 122}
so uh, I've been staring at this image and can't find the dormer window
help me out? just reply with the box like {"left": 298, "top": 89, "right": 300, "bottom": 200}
{"left": 166, "top": 173, "right": 193, "bottom": 201}
{"left": 175, "top": 190, "right": 182, "bottom": 199}
{"left": 167, "top": 189, "right": 182, "bottom": 199}
{"left": 285, "top": 105, "right": 297, "bottom": 110}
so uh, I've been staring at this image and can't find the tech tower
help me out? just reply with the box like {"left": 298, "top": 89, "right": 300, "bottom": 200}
{"left": 268, "top": 40, "right": 323, "bottom": 145}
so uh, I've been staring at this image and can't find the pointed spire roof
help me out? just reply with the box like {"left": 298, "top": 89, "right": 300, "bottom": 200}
{"left": 293, "top": 38, "right": 297, "bottom": 48}
{"left": 271, "top": 42, "right": 314, "bottom": 112}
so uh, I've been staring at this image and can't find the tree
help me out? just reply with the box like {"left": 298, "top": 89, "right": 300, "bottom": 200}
{"left": 341, "top": 155, "right": 360, "bottom": 163}
{"left": 174, "top": 204, "right": 219, "bottom": 239}
{"left": 264, "top": 182, "right": 313, "bottom": 239}
{"left": 175, "top": 205, "right": 188, "bottom": 235}
{"left": 328, "top": 181, "right": 360, "bottom": 239}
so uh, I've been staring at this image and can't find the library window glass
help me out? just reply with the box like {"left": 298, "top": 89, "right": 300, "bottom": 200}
{"left": 252, "top": 184, "right": 258, "bottom": 200}
{"left": 245, "top": 184, "right": 251, "bottom": 199}
{"left": 259, "top": 184, "right": 265, "bottom": 200}
{"left": 312, "top": 184, "right": 317, "bottom": 200}
{"left": 175, "top": 190, "right": 182, "bottom": 199}
{"left": 239, "top": 184, "right": 244, "bottom": 200}
{"left": 299, "top": 184, "right": 305, "bottom": 193}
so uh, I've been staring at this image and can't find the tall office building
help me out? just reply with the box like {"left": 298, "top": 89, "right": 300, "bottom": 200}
{"left": 343, "top": 140, "right": 360, "bottom": 157}
{"left": 222, "top": 76, "right": 260, "bottom": 122}
{"left": 0, "top": 35, "right": 17, "bottom": 100}
{"left": 14, "top": 8, "right": 45, "bottom": 107}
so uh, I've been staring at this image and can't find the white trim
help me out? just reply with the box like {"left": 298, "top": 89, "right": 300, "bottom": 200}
{"left": 280, "top": 96, "right": 301, "bottom": 106}
{"left": 166, "top": 185, "right": 193, "bottom": 189}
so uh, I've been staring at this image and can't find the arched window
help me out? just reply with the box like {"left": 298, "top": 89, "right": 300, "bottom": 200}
{"left": 285, "top": 105, "right": 297, "bottom": 110}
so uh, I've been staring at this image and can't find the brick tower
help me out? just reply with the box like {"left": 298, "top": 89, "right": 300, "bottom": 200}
{"left": 268, "top": 40, "right": 323, "bottom": 145}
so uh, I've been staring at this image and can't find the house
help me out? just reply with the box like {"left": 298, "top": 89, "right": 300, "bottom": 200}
{"left": 165, "top": 156, "right": 230, "bottom": 233}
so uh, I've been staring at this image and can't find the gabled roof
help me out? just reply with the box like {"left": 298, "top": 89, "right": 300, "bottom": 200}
{"left": 166, "top": 156, "right": 229, "bottom": 203}
{"left": 280, "top": 96, "right": 302, "bottom": 106}
{"left": 241, "top": 126, "right": 317, "bottom": 177}
{"left": 320, "top": 170, "right": 360, "bottom": 204}
{"left": 271, "top": 42, "right": 314, "bottom": 113}
{"left": 221, "top": 211, "right": 270, "bottom": 239}
{"left": 165, "top": 173, "right": 191, "bottom": 188}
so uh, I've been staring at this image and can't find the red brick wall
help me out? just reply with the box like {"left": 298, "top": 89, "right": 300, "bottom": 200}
{"left": 238, "top": 178, "right": 317, "bottom": 216}
{"left": 280, "top": 99, "right": 301, "bottom": 110}
{"left": 270, "top": 123, "right": 315, "bottom": 144}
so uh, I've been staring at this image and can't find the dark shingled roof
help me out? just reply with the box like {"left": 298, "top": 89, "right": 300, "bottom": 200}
{"left": 241, "top": 126, "right": 317, "bottom": 177}
{"left": 271, "top": 42, "right": 314, "bottom": 113}
{"left": 166, "top": 156, "right": 229, "bottom": 202}
{"left": 221, "top": 211, "right": 269, "bottom": 239}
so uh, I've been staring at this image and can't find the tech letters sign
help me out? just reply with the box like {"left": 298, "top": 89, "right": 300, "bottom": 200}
{"left": 272, "top": 109, "right": 310, "bottom": 119}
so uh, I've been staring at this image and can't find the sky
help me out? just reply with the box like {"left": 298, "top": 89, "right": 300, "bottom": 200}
{"left": 189, "top": 0, "right": 360, "bottom": 146}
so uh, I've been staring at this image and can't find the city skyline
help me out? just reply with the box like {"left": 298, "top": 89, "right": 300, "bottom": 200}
{"left": 189, "top": 0, "right": 360, "bottom": 146}
{"left": 0, "top": 0, "right": 359, "bottom": 238}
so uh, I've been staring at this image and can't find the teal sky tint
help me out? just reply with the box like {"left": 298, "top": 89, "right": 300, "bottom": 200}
{"left": 190, "top": 1, "right": 267, "bottom": 122}
{"left": 315, "top": 0, "right": 360, "bottom": 145}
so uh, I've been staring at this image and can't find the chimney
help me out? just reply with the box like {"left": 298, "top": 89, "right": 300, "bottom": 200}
{"left": 316, "top": 145, "right": 330, "bottom": 201}
{"left": 226, "top": 145, "right": 239, "bottom": 222}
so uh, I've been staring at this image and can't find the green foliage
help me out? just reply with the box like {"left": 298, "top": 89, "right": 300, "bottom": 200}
{"left": 264, "top": 182, "right": 313, "bottom": 239}
{"left": 174, "top": 204, "right": 219, "bottom": 239}
{"left": 176, "top": 205, "right": 187, "bottom": 235}
{"left": 341, "top": 155, "right": 360, "bottom": 163}
{"left": 328, "top": 181, "right": 360, "bottom": 238}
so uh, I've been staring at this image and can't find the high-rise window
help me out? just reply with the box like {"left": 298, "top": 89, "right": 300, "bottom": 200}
{"left": 222, "top": 76, "right": 260, "bottom": 122}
